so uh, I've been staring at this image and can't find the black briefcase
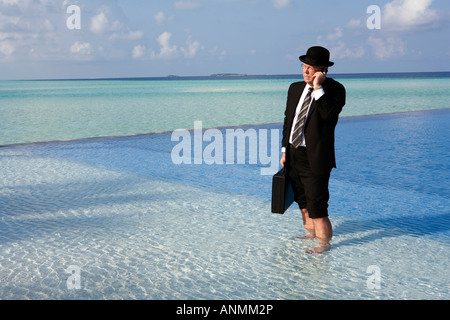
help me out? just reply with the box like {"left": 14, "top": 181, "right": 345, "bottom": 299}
{"left": 271, "top": 167, "right": 295, "bottom": 214}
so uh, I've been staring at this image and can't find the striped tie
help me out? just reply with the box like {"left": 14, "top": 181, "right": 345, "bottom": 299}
{"left": 291, "top": 87, "right": 313, "bottom": 148}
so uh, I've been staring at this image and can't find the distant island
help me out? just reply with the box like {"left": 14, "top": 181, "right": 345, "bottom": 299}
{"left": 210, "top": 73, "right": 248, "bottom": 77}
{"left": 166, "top": 74, "right": 248, "bottom": 78}
{"left": 165, "top": 73, "right": 249, "bottom": 80}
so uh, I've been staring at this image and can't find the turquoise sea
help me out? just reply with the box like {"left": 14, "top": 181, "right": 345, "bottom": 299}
{"left": 1, "top": 72, "right": 449, "bottom": 146}
{"left": 0, "top": 72, "right": 449, "bottom": 300}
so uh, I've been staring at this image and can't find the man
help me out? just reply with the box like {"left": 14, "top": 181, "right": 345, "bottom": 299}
{"left": 280, "top": 46, "right": 346, "bottom": 253}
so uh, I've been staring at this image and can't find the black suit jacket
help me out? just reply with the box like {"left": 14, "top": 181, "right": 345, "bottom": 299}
{"left": 282, "top": 77, "right": 346, "bottom": 175}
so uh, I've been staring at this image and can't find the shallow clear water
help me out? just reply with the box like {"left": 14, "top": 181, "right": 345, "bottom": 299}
{"left": 0, "top": 108, "right": 449, "bottom": 299}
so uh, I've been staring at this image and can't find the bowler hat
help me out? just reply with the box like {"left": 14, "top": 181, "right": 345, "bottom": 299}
{"left": 299, "top": 46, "right": 334, "bottom": 67}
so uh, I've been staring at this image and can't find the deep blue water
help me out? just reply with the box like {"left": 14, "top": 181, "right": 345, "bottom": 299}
{"left": 334, "top": 109, "right": 450, "bottom": 198}
{"left": 22, "top": 108, "right": 449, "bottom": 201}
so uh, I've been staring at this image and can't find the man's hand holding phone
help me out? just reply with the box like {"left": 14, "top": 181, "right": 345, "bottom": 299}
{"left": 313, "top": 70, "right": 327, "bottom": 89}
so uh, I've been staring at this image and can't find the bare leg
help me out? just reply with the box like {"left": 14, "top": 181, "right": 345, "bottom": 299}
{"left": 306, "top": 217, "right": 332, "bottom": 254}
{"left": 301, "top": 208, "right": 316, "bottom": 239}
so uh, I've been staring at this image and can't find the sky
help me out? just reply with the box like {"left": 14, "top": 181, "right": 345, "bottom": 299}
{"left": 0, "top": 0, "right": 449, "bottom": 80}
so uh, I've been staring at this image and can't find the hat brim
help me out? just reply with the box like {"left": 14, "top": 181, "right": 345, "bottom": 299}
{"left": 299, "top": 55, "right": 334, "bottom": 67}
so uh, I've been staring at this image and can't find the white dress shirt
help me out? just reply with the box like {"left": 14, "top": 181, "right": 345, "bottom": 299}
{"left": 282, "top": 84, "right": 325, "bottom": 153}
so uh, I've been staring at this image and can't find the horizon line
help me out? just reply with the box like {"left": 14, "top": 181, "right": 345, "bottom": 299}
{"left": 2, "top": 71, "right": 450, "bottom": 82}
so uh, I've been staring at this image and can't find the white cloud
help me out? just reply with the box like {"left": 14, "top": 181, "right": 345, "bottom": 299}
{"left": 155, "top": 11, "right": 166, "bottom": 24}
{"left": 0, "top": 1, "right": 151, "bottom": 66}
{"left": 87, "top": 7, "right": 142, "bottom": 41}
{"left": 181, "top": 35, "right": 202, "bottom": 58}
{"left": 132, "top": 45, "right": 145, "bottom": 59}
{"left": 91, "top": 12, "right": 109, "bottom": 34}
{"left": 330, "top": 41, "right": 365, "bottom": 59}
{"left": 347, "top": 19, "right": 362, "bottom": 29}
{"left": 209, "top": 46, "right": 227, "bottom": 61}
{"left": 383, "top": 0, "right": 442, "bottom": 31}
{"left": 133, "top": 32, "right": 178, "bottom": 60}
{"left": 70, "top": 42, "right": 91, "bottom": 55}
{"left": 316, "top": 26, "right": 365, "bottom": 61}
{"left": 133, "top": 32, "right": 203, "bottom": 60}
{"left": 273, "top": 0, "right": 291, "bottom": 9}
{"left": 367, "top": 36, "right": 407, "bottom": 60}
{"left": 90, "top": 9, "right": 124, "bottom": 34}
{"left": 0, "top": 41, "right": 14, "bottom": 57}
{"left": 155, "top": 32, "right": 178, "bottom": 59}
{"left": 1, "top": 0, "right": 19, "bottom": 5}
{"left": 0, "top": 0, "right": 56, "bottom": 61}
{"left": 174, "top": 1, "right": 203, "bottom": 10}
{"left": 0, "top": 32, "right": 19, "bottom": 41}
{"left": 326, "top": 27, "right": 343, "bottom": 42}
{"left": 110, "top": 30, "right": 144, "bottom": 41}
{"left": 317, "top": 0, "right": 440, "bottom": 63}
{"left": 154, "top": 11, "right": 174, "bottom": 25}
{"left": 43, "top": 19, "right": 55, "bottom": 31}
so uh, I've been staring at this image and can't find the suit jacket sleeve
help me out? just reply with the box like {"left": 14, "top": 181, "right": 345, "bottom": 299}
{"left": 305, "top": 78, "right": 346, "bottom": 174}
{"left": 313, "top": 78, "right": 346, "bottom": 123}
